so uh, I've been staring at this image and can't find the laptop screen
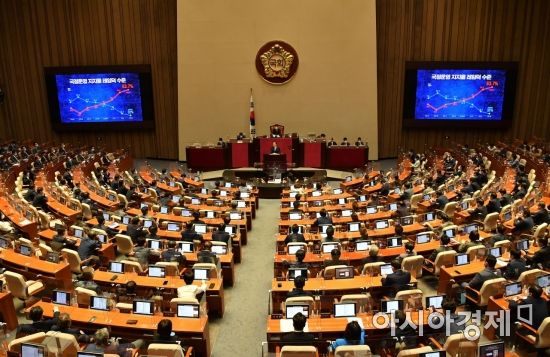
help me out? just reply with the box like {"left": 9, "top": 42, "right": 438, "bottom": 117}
{"left": 334, "top": 303, "right": 356, "bottom": 318}
{"left": 177, "top": 242, "right": 194, "bottom": 253}
{"left": 96, "top": 234, "right": 107, "bottom": 243}
{"left": 366, "top": 206, "right": 378, "bottom": 214}
{"left": 344, "top": 176, "right": 352, "bottom": 182}
{"left": 400, "top": 216, "right": 414, "bottom": 226}
{"left": 356, "top": 240, "right": 370, "bottom": 251}
{"left": 191, "top": 198, "right": 201, "bottom": 205}
{"left": 20, "top": 245, "right": 32, "bottom": 256}
{"left": 423, "top": 194, "right": 432, "bottom": 201}
{"left": 148, "top": 266, "right": 165, "bottom": 278}
{"left": 194, "top": 269, "right": 208, "bottom": 280}
{"left": 167, "top": 223, "right": 180, "bottom": 231}
{"left": 443, "top": 228, "right": 455, "bottom": 238}
{"left": 102, "top": 213, "right": 110, "bottom": 222}
{"left": 172, "top": 195, "right": 181, "bottom": 203}
{"left": 133, "top": 300, "right": 154, "bottom": 315}
{"left": 425, "top": 212, "right": 435, "bottom": 221}
{"left": 21, "top": 343, "right": 45, "bottom": 357}
{"left": 478, "top": 341, "right": 505, "bottom": 357}
{"left": 426, "top": 295, "right": 444, "bottom": 309}
{"left": 489, "top": 247, "right": 501, "bottom": 258}
{"left": 419, "top": 352, "right": 446, "bottom": 357}
{"left": 358, "top": 195, "right": 367, "bottom": 202}
{"left": 536, "top": 274, "right": 550, "bottom": 288}
{"left": 225, "top": 225, "right": 236, "bottom": 234}
{"left": 143, "top": 219, "right": 153, "bottom": 228}
{"left": 288, "top": 244, "right": 304, "bottom": 255}
{"left": 381, "top": 300, "right": 404, "bottom": 313}
{"left": 181, "top": 209, "right": 192, "bottom": 217}
{"left": 416, "top": 233, "right": 430, "bottom": 244}
{"left": 73, "top": 228, "right": 84, "bottom": 238}
{"left": 109, "top": 261, "right": 124, "bottom": 273}
{"left": 348, "top": 222, "right": 360, "bottom": 232}
{"left": 52, "top": 290, "right": 71, "bottom": 305}
{"left": 289, "top": 213, "right": 302, "bottom": 220}
{"left": 322, "top": 243, "right": 339, "bottom": 254}
{"left": 90, "top": 296, "right": 109, "bottom": 311}
{"left": 148, "top": 240, "right": 162, "bottom": 250}
{"left": 211, "top": 245, "right": 227, "bottom": 255}
{"left": 230, "top": 212, "right": 242, "bottom": 220}
{"left": 380, "top": 264, "right": 393, "bottom": 276}
{"left": 236, "top": 201, "right": 246, "bottom": 208}
{"left": 201, "top": 188, "right": 208, "bottom": 194}
{"left": 193, "top": 224, "right": 207, "bottom": 234}
{"left": 387, "top": 237, "right": 402, "bottom": 248}
{"left": 463, "top": 224, "right": 478, "bottom": 234}
{"left": 388, "top": 203, "right": 398, "bottom": 211}
{"left": 375, "top": 220, "right": 389, "bottom": 229}
{"left": 160, "top": 206, "right": 169, "bottom": 214}
{"left": 286, "top": 305, "right": 309, "bottom": 319}
{"left": 177, "top": 303, "right": 200, "bottom": 318}
{"left": 288, "top": 268, "right": 308, "bottom": 280}
{"left": 454, "top": 253, "right": 469, "bottom": 266}
{"left": 517, "top": 239, "right": 529, "bottom": 251}
{"left": 122, "top": 216, "right": 131, "bottom": 225}
{"left": 341, "top": 209, "right": 353, "bottom": 217}
{"left": 504, "top": 282, "right": 522, "bottom": 297}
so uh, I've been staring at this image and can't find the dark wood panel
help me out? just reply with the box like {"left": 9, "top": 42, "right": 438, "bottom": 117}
{"left": 377, "top": 0, "right": 550, "bottom": 158}
{"left": 0, "top": 0, "right": 178, "bottom": 159}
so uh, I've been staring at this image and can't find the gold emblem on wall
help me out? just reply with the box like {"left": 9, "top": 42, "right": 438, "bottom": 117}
{"left": 255, "top": 41, "right": 299, "bottom": 85}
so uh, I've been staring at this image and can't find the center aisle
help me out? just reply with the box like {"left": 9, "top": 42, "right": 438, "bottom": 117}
{"left": 211, "top": 198, "right": 280, "bottom": 356}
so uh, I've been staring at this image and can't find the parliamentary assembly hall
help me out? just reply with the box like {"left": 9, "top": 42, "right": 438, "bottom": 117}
{"left": 0, "top": 0, "right": 549, "bottom": 356}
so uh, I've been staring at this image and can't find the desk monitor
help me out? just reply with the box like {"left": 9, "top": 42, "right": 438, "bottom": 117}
{"left": 478, "top": 341, "right": 505, "bottom": 357}
{"left": 133, "top": 300, "right": 154, "bottom": 315}
{"left": 46, "top": 252, "right": 60, "bottom": 263}
{"left": 21, "top": 343, "right": 45, "bottom": 357}
{"left": 90, "top": 296, "right": 109, "bottom": 311}
{"left": 122, "top": 215, "right": 131, "bottom": 225}
{"left": 334, "top": 302, "right": 356, "bottom": 318}
{"left": 338, "top": 198, "right": 346, "bottom": 205}
{"left": 313, "top": 200, "right": 323, "bottom": 207}
{"left": 288, "top": 268, "right": 308, "bottom": 281}
{"left": 366, "top": 206, "right": 378, "bottom": 214}
{"left": 454, "top": 253, "right": 469, "bottom": 266}
{"left": 194, "top": 268, "right": 208, "bottom": 280}
{"left": 109, "top": 261, "right": 124, "bottom": 274}
{"left": 289, "top": 213, "right": 302, "bottom": 220}
{"left": 369, "top": 180, "right": 377, "bottom": 187}
{"left": 322, "top": 242, "right": 340, "bottom": 254}
{"left": 356, "top": 240, "right": 370, "bottom": 251}
{"left": 97, "top": 234, "right": 107, "bottom": 244}
{"left": 424, "top": 212, "right": 436, "bottom": 222}
{"left": 240, "top": 191, "right": 250, "bottom": 199}
{"left": 400, "top": 216, "right": 414, "bottom": 226}
{"left": 160, "top": 206, "right": 169, "bottom": 214}
{"left": 387, "top": 237, "right": 402, "bottom": 248}
{"left": 375, "top": 220, "right": 389, "bottom": 229}
{"left": 177, "top": 303, "right": 200, "bottom": 318}
{"left": 147, "top": 239, "right": 162, "bottom": 250}
{"left": 285, "top": 305, "right": 309, "bottom": 319}
{"left": 312, "top": 191, "right": 322, "bottom": 197}
{"left": 419, "top": 351, "right": 446, "bottom": 357}
{"left": 504, "top": 282, "right": 522, "bottom": 297}
{"left": 489, "top": 246, "right": 502, "bottom": 258}
{"left": 191, "top": 198, "right": 201, "bottom": 205}
{"left": 225, "top": 182, "right": 232, "bottom": 188}
{"left": 177, "top": 242, "right": 194, "bottom": 253}
{"left": 19, "top": 245, "right": 33, "bottom": 256}
{"left": 516, "top": 239, "right": 529, "bottom": 251}
{"left": 536, "top": 274, "right": 550, "bottom": 288}
{"left": 393, "top": 187, "right": 401, "bottom": 194}
{"left": 288, "top": 244, "right": 304, "bottom": 255}
{"left": 344, "top": 175, "right": 353, "bottom": 182}
{"left": 225, "top": 225, "right": 237, "bottom": 235}
{"left": 143, "top": 219, "right": 153, "bottom": 229}
{"left": 503, "top": 211, "right": 512, "bottom": 221}
{"left": 230, "top": 212, "right": 242, "bottom": 220}
{"left": 460, "top": 201, "right": 469, "bottom": 210}
{"left": 423, "top": 193, "right": 432, "bottom": 201}
{"left": 380, "top": 264, "right": 394, "bottom": 276}
{"left": 168, "top": 181, "right": 176, "bottom": 187}
{"left": 102, "top": 212, "right": 111, "bottom": 222}
{"left": 73, "top": 227, "right": 84, "bottom": 238}
{"left": 193, "top": 224, "right": 207, "bottom": 234}
{"left": 426, "top": 295, "right": 444, "bottom": 309}
{"left": 388, "top": 203, "right": 398, "bottom": 211}
{"left": 357, "top": 195, "right": 366, "bottom": 202}
{"left": 148, "top": 266, "right": 165, "bottom": 278}
{"left": 52, "top": 290, "right": 71, "bottom": 305}
{"left": 172, "top": 195, "right": 181, "bottom": 203}
{"left": 167, "top": 222, "right": 180, "bottom": 232}
{"left": 201, "top": 188, "right": 208, "bottom": 194}
{"left": 107, "top": 193, "right": 117, "bottom": 201}
{"left": 341, "top": 209, "right": 353, "bottom": 217}
{"left": 205, "top": 211, "right": 216, "bottom": 219}
{"left": 348, "top": 222, "right": 360, "bottom": 232}
{"left": 77, "top": 353, "right": 103, "bottom": 357}
{"left": 443, "top": 227, "right": 456, "bottom": 238}
{"left": 289, "top": 225, "right": 305, "bottom": 234}
{"left": 211, "top": 244, "right": 227, "bottom": 255}
{"left": 289, "top": 191, "right": 298, "bottom": 198}
{"left": 381, "top": 299, "right": 404, "bottom": 313}
{"left": 58, "top": 195, "right": 67, "bottom": 205}
{"left": 333, "top": 188, "right": 343, "bottom": 195}
{"left": 335, "top": 266, "right": 354, "bottom": 279}
{"left": 236, "top": 200, "right": 246, "bottom": 208}
{"left": 462, "top": 223, "right": 478, "bottom": 234}
{"left": 140, "top": 203, "right": 149, "bottom": 210}
{"left": 181, "top": 209, "right": 192, "bottom": 217}
{"left": 416, "top": 233, "right": 431, "bottom": 244}
{"left": 0, "top": 237, "right": 11, "bottom": 248}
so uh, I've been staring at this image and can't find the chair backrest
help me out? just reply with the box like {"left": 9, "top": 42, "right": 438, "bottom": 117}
{"left": 38, "top": 243, "right": 53, "bottom": 257}
{"left": 401, "top": 255, "right": 424, "bottom": 278}
{"left": 169, "top": 297, "right": 200, "bottom": 312}
{"left": 192, "top": 263, "right": 219, "bottom": 278}
{"left": 479, "top": 278, "right": 506, "bottom": 306}
{"left": 518, "top": 268, "right": 545, "bottom": 287}
{"left": 362, "top": 262, "right": 385, "bottom": 276}
{"left": 443, "top": 202, "right": 458, "bottom": 217}
{"left": 4, "top": 271, "right": 29, "bottom": 299}
{"left": 395, "top": 289, "right": 423, "bottom": 311}
{"left": 535, "top": 316, "right": 550, "bottom": 348}
{"left": 37, "top": 210, "right": 50, "bottom": 230}
{"left": 75, "top": 286, "right": 97, "bottom": 307}
{"left": 115, "top": 234, "right": 134, "bottom": 256}
{"left": 465, "top": 244, "right": 486, "bottom": 262}
{"left": 147, "top": 343, "right": 185, "bottom": 357}
{"left": 322, "top": 265, "right": 348, "bottom": 279}
{"left": 443, "top": 333, "right": 478, "bottom": 357}
{"left": 62, "top": 248, "right": 82, "bottom": 274}
{"left": 334, "top": 344, "right": 372, "bottom": 357}
{"left": 533, "top": 223, "right": 548, "bottom": 239}
{"left": 483, "top": 212, "right": 499, "bottom": 231}
{"left": 45, "top": 330, "right": 79, "bottom": 355}
{"left": 409, "top": 194, "right": 423, "bottom": 210}
{"left": 120, "top": 259, "right": 143, "bottom": 273}
{"left": 280, "top": 345, "right": 317, "bottom": 357}
{"left": 147, "top": 187, "right": 158, "bottom": 200}
{"left": 118, "top": 194, "right": 128, "bottom": 208}
{"left": 493, "top": 239, "right": 510, "bottom": 251}
{"left": 433, "top": 250, "right": 457, "bottom": 275}
{"left": 8, "top": 332, "right": 46, "bottom": 352}
{"left": 155, "top": 261, "right": 180, "bottom": 276}
{"left": 340, "top": 294, "right": 370, "bottom": 313}
{"left": 395, "top": 346, "right": 432, "bottom": 357}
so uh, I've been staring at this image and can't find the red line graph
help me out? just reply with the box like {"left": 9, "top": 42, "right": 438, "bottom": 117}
{"left": 426, "top": 86, "right": 494, "bottom": 112}
{"left": 69, "top": 89, "right": 130, "bottom": 117}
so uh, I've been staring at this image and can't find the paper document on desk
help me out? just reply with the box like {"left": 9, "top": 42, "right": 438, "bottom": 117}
{"left": 347, "top": 317, "right": 364, "bottom": 329}
{"left": 280, "top": 319, "right": 309, "bottom": 332}
{"left": 20, "top": 219, "right": 31, "bottom": 225}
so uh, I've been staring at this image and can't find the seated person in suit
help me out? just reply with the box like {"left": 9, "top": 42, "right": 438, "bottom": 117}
{"left": 271, "top": 126, "right": 282, "bottom": 138}
{"left": 288, "top": 249, "right": 308, "bottom": 270}
{"left": 340, "top": 137, "right": 350, "bottom": 146}
{"left": 236, "top": 132, "right": 246, "bottom": 140}
{"left": 133, "top": 236, "right": 159, "bottom": 269}
{"left": 330, "top": 320, "right": 365, "bottom": 350}
{"left": 486, "top": 192, "right": 502, "bottom": 214}
{"left": 285, "top": 224, "right": 305, "bottom": 245}
{"left": 382, "top": 259, "right": 411, "bottom": 293}
{"left": 286, "top": 275, "right": 312, "bottom": 298}
{"left": 289, "top": 201, "right": 303, "bottom": 214}
{"left": 323, "top": 226, "right": 337, "bottom": 243}
{"left": 314, "top": 208, "right": 332, "bottom": 226}
{"left": 435, "top": 190, "right": 449, "bottom": 208}
{"left": 32, "top": 186, "right": 48, "bottom": 211}
{"left": 327, "top": 137, "right": 337, "bottom": 147}
{"left": 528, "top": 237, "right": 550, "bottom": 269}
{"left": 177, "top": 270, "right": 207, "bottom": 298}
{"left": 85, "top": 327, "right": 143, "bottom": 357}
{"left": 74, "top": 271, "right": 101, "bottom": 294}
{"left": 513, "top": 208, "right": 535, "bottom": 234}
{"left": 161, "top": 240, "right": 184, "bottom": 263}
{"left": 78, "top": 232, "right": 102, "bottom": 261}
{"left": 126, "top": 217, "right": 146, "bottom": 242}
{"left": 197, "top": 241, "right": 218, "bottom": 265}
{"left": 52, "top": 313, "right": 85, "bottom": 338}
{"left": 212, "top": 223, "right": 231, "bottom": 244}
{"left": 509, "top": 285, "right": 549, "bottom": 330}
{"left": 51, "top": 227, "right": 78, "bottom": 252}
{"left": 191, "top": 211, "right": 205, "bottom": 225}
{"left": 354, "top": 137, "right": 365, "bottom": 146}
{"left": 427, "top": 235, "right": 452, "bottom": 263}
{"left": 532, "top": 202, "right": 550, "bottom": 225}
{"left": 94, "top": 215, "right": 120, "bottom": 236}
{"left": 18, "top": 306, "right": 60, "bottom": 335}
{"left": 324, "top": 248, "right": 343, "bottom": 267}
{"left": 463, "top": 255, "right": 501, "bottom": 291}
{"left": 503, "top": 249, "right": 527, "bottom": 280}
{"left": 499, "top": 188, "right": 512, "bottom": 207}
{"left": 399, "top": 241, "right": 416, "bottom": 263}
{"left": 362, "top": 244, "right": 382, "bottom": 265}
{"left": 281, "top": 312, "right": 315, "bottom": 344}
{"left": 181, "top": 222, "right": 203, "bottom": 243}
{"left": 152, "top": 319, "right": 179, "bottom": 344}
{"left": 458, "top": 230, "right": 481, "bottom": 253}
{"left": 270, "top": 141, "right": 281, "bottom": 154}
{"left": 468, "top": 198, "right": 488, "bottom": 220}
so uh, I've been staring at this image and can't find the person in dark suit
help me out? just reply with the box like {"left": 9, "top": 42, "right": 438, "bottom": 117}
{"left": 529, "top": 237, "right": 550, "bottom": 269}
{"left": 161, "top": 240, "right": 184, "bottom": 263}
{"left": 532, "top": 202, "right": 549, "bottom": 225}
{"left": 323, "top": 248, "right": 343, "bottom": 267}
{"left": 504, "top": 249, "right": 527, "bottom": 280}
{"left": 435, "top": 190, "right": 449, "bottom": 209}
{"left": 458, "top": 230, "right": 481, "bottom": 253}
{"left": 513, "top": 208, "right": 535, "bottom": 234}
{"left": 212, "top": 223, "right": 230, "bottom": 244}
{"left": 197, "top": 241, "right": 218, "bottom": 265}
{"left": 289, "top": 201, "right": 303, "bottom": 214}
{"left": 288, "top": 249, "right": 308, "bottom": 269}
{"left": 464, "top": 255, "right": 501, "bottom": 291}
{"left": 32, "top": 186, "right": 48, "bottom": 211}
{"left": 152, "top": 319, "right": 179, "bottom": 344}
{"left": 314, "top": 209, "right": 332, "bottom": 226}
{"left": 340, "top": 137, "right": 350, "bottom": 146}
{"left": 486, "top": 192, "right": 502, "bottom": 214}
{"left": 354, "top": 137, "right": 365, "bottom": 146}
{"left": 271, "top": 126, "right": 282, "bottom": 138}
{"left": 327, "top": 138, "right": 337, "bottom": 147}
{"left": 468, "top": 198, "right": 488, "bottom": 220}
{"left": 125, "top": 217, "right": 146, "bottom": 243}
{"left": 285, "top": 224, "right": 305, "bottom": 245}
{"left": 286, "top": 275, "right": 312, "bottom": 298}
{"left": 382, "top": 259, "right": 411, "bottom": 293}
{"left": 509, "top": 285, "right": 549, "bottom": 329}
{"left": 281, "top": 312, "right": 315, "bottom": 345}
{"left": 24, "top": 184, "right": 37, "bottom": 202}
{"left": 51, "top": 227, "right": 78, "bottom": 252}
{"left": 52, "top": 313, "right": 85, "bottom": 337}
{"left": 498, "top": 188, "right": 512, "bottom": 207}
{"left": 18, "top": 306, "right": 60, "bottom": 334}
{"left": 270, "top": 141, "right": 281, "bottom": 154}
{"left": 181, "top": 222, "right": 203, "bottom": 243}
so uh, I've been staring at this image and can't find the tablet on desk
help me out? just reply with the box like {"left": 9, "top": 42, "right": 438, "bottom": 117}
{"left": 425, "top": 295, "right": 444, "bottom": 309}
{"left": 380, "top": 264, "right": 393, "bottom": 276}
{"left": 177, "top": 303, "right": 200, "bottom": 318}
{"left": 386, "top": 237, "right": 402, "bottom": 248}
{"left": 366, "top": 206, "right": 377, "bottom": 214}
{"left": 333, "top": 303, "right": 356, "bottom": 318}
{"left": 52, "top": 290, "right": 71, "bottom": 305}
{"left": 193, "top": 224, "right": 207, "bottom": 234}
{"left": 504, "top": 282, "right": 522, "bottom": 297}
{"left": 381, "top": 299, "right": 404, "bottom": 313}
{"left": 334, "top": 266, "right": 354, "bottom": 279}
{"left": 109, "top": 261, "right": 124, "bottom": 274}
{"left": 321, "top": 243, "right": 340, "bottom": 254}
{"left": 148, "top": 266, "right": 166, "bottom": 278}
{"left": 424, "top": 212, "right": 435, "bottom": 221}
{"left": 21, "top": 343, "right": 46, "bottom": 357}
{"left": 375, "top": 220, "right": 389, "bottom": 229}
{"left": 133, "top": 300, "right": 154, "bottom": 315}
{"left": 536, "top": 274, "right": 550, "bottom": 288}
{"left": 285, "top": 305, "right": 309, "bottom": 319}
{"left": 194, "top": 268, "right": 208, "bottom": 280}
{"left": 416, "top": 233, "right": 431, "bottom": 244}
{"left": 454, "top": 253, "right": 469, "bottom": 266}
{"left": 177, "top": 242, "right": 194, "bottom": 253}
{"left": 90, "top": 296, "right": 109, "bottom": 311}
{"left": 355, "top": 240, "right": 370, "bottom": 251}
{"left": 288, "top": 268, "right": 308, "bottom": 281}
{"left": 348, "top": 222, "right": 360, "bottom": 232}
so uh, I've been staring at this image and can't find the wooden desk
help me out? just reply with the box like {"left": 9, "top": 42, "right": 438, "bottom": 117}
{"left": 0, "top": 292, "right": 18, "bottom": 330}
{"left": 0, "top": 249, "right": 72, "bottom": 289}
{"left": 326, "top": 146, "right": 369, "bottom": 170}
{"left": 78, "top": 182, "right": 120, "bottom": 210}
{"left": 140, "top": 170, "right": 181, "bottom": 194}
{"left": 38, "top": 229, "right": 116, "bottom": 261}
{"left": 45, "top": 197, "right": 80, "bottom": 223}
{"left": 0, "top": 197, "right": 38, "bottom": 238}
{"left": 186, "top": 146, "right": 227, "bottom": 171}
{"left": 93, "top": 271, "right": 225, "bottom": 318}
{"left": 28, "top": 301, "right": 211, "bottom": 356}
{"left": 438, "top": 260, "right": 507, "bottom": 294}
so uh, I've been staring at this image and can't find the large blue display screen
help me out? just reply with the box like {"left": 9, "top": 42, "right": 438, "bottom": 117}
{"left": 55, "top": 72, "right": 143, "bottom": 123}
{"left": 414, "top": 69, "right": 506, "bottom": 120}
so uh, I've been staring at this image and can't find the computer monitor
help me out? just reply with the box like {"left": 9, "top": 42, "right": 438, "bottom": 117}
{"left": 201, "top": 188, "right": 208, "bottom": 194}
{"left": 191, "top": 198, "right": 201, "bottom": 205}
{"left": 122, "top": 216, "right": 131, "bottom": 225}
{"left": 73, "top": 227, "right": 84, "bottom": 238}
{"left": 46, "top": 252, "right": 60, "bottom": 263}
{"left": 288, "top": 244, "right": 304, "bottom": 255}
{"left": 463, "top": 224, "right": 478, "bottom": 234}
{"left": 341, "top": 209, "right": 353, "bottom": 218}
{"left": 194, "top": 268, "right": 208, "bottom": 280}
{"left": 148, "top": 266, "right": 165, "bottom": 278}
{"left": 109, "top": 261, "right": 124, "bottom": 274}
{"left": 338, "top": 198, "right": 346, "bottom": 205}
{"left": 461, "top": 201, "right": 469, "bottom": 210}
{"left": 147, "top": 239, "right": 162, "bottom": 250}
{"left": 333, "top": 303, "right": 356, "bottom": 318}
{"left": 375, "top": 220, "right": 389, "bottom": 229}
{"left": 478, "top": 341, "right": 505, "bottom": 357}
{"left": 489, "top": 247, "right": 502, "bottom": 258}
{"left": 423, "top": 194, "right": 432, "bottom": 201}
{"left": 288, "top": 268, "right": 308, "bottom": 281}
{"left": 21, "top": 343, "right": 45, "bottom": 357}
{"left": 322, "top": 243, "right": 340, "bottom": 254}
{"left": 236, "top": 201, "right": 246, "bottom": 208}
{"left": 536, "top": 274, "right": 550, "bottom": 288}
{"left": 380, "top": 264, "right": 393, "bottom": 276}
{"left": 312, "top": 191, "right": 322, "bottom": 197}
{"left": 172, "top": 195, "right": 181, "bottom": 203}
{"left": 107, "top": 193, "right": 116, "bottom": 201}
{"left": 0, "top": 237, "right": 11, "bottom": 248}
{"left": 387, "top": 237, "right": 402, "bottom": 248}
{"left": 225, "top": 182, "right": 232, "bottom": 188}
{"left": 424, "top": 212, "right": 435, "bottom": 221}
{"left": 241, "top": 192, "right": 250, "bottom": 198}
{"left": 96, "top": 234, "right": 107, "bottom": 244}
{"left": 143, "top": 219, "right": 154, "bottom": 229}
{"left": 503, "top": 211, "right": 512, "bottom": 221}
{"left": 167, "top": 222, "right": 180, "bottom": 232}
{"left": 344, "top": 175, "right": 353, "bottom": 182}
{"left": 52, "top": 290, "right": 71, "bottom": 305}
{"left": 454, "top": 253, "right": 469, "bottom": 266}
{"left": 381, "top": 300, "right": 404, "bottom": 313}
{"left": 225, "top": 225, "right": 236, "bottom": 235}
{"left": 230, "top": 212, "right": 242, "bottom": 220}
{"left": 205, "top": 211, "right": 215, "bottom": 219}
{"left": 219, "top": 190, "right": 227, "bottom": 198}
{"left": 443, "top": 228, "right": 455, "bottom": 238}
{"left": 335, "top": 267, "right": 354, "bottom": 279}
{"left": 140, "top": 203, "right": 149, "bottom": 210}
{"left": 516, "top": 239, "right": 530, "bottom": 251}
{"left": 19, "top": 245, "right": 33, "bottom": 256}
{"left": 132, "top": 300, "right": 154, "bottom": 315}
{"left": 333, "top": 188, "right": 343, "bottom": 195}
{"left": 400, "top": 216, "right": 414, "bottom": 226}
{"left": 285, "top": 305, "right": 309, "bottom": 319}
{"left": 181, "top": 209, "right": 192, "bottom": 217}
{"left": 504, "top": 282, "right": 522, "bottom": 297}
{"left": 419, "top": 351, "right": 446, "bottom": 357}
{"left": 388, "top": 203, "right": 398, "bottom": 211}
{"left": 358, "top": 195, "right": 367, "bottom": 202}
{"left": 366, "top": 206, "right": 378, "bottom": 214}
{"left": 177, "top": 303, "right": 200, "bottom": 318}
{"left": 425, "top": 295, "right": 444, "bottom": 309}
{"left": 90, "top": 296, "right": 109, "bottom": 311}
{"left": 101, "top": 213, "right": 111, "bottom": 222}
{"left": 193, "top": 224, "right": 207, "bottom": 234}
{"left": 160, "top": 206, "right": 169, "bottom": 214}
{"left": 416, "top": 233, "right": 431, "bottom": 244}
{"left": 211, "top": 245, "right": 227, "bottom": 255}
{"left": 356, "top": 240, "right": 370, "bottom": 251}
{"left": 348, "top": 222, "right": 360, "bottom": 232}
{"left": 177, "top": 241, "right": 194, "bottom": 253}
